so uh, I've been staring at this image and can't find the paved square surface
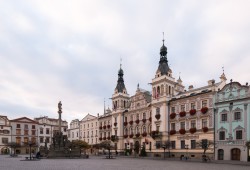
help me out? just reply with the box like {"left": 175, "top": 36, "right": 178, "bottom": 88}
{"left": 0, "top": 155, "right": 249, "bottom": 170}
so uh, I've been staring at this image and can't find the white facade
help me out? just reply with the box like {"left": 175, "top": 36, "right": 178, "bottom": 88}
{"left": 35, "top": 116, "right": 68, "bottom": 148}
{"left": 0, "top": 115, "right": 11, "bottom": 154}
{"left": 67, "top": 119, "right": 80, "bottom": 141}
{"left": 80, "top": 114, "right": 99, "bottom": 145}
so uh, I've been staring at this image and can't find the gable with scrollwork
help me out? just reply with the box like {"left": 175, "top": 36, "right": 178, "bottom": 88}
{"left": 217, "top": 126, "right": 227, "bottom": 133}
{"left": 233, "top": 107, "right": 243, "bottom": 113}
{"left": 233, "top": 125, "right": 245, "bottom": 132}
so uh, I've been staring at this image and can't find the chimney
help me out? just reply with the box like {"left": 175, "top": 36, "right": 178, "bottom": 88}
{"left": 208, "top": 79, "right": 215, "bottom": 85}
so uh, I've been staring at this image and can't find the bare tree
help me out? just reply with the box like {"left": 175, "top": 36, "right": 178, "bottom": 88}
{"left": 196, "top": 139, "right": 214, "bottom": 155}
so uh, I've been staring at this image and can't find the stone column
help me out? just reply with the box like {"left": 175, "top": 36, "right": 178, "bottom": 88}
{"left": 58, "top": 101, "right": 62, "bottom": 133}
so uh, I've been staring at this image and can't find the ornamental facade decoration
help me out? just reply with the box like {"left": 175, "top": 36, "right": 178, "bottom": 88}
{"left": 189, "top": 127, "right": 196, "bottom": 134}
{"left": 179, "top": 111, "right": 186, "bottom": 117}
{"left": 179, "top": 128, "right": 186, "bottom": 135}
{"left": 202, "top": 127, "right": 208, "bottom": 133}
{"left": 170, "top": 113, "right": 176, "bottom": 119}
{"left": 170, "top": 129, "right": 176, "bottom": 135}
{"left": 201, "top": 107, "right": 208, "bottom": 114}
{"left": 155, "top": 114, "right": 161, "bottom": 120}
{"left": 189, "top": 109, "right": 196, "bottom": 116}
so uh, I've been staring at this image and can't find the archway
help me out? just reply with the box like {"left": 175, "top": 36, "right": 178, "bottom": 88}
{"left": 1, "top": 147, "right": 10, "bottom": 154}
{"left": 218, "top": 149, "right": 224, "bottom": 160}
{"left": 231, "top": 148, "right": 241, "bottom": 160}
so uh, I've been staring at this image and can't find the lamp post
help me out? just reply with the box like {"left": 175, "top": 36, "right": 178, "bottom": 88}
{"left": 28, "top": 141, "right": 33, "bottom": 160}
{"left": 185, "top": 144, "right": 189, "bottom": 160}
{"left": 162, "top": 144, "right": 166, "bottom": 159}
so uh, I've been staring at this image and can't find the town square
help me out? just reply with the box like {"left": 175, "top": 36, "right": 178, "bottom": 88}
{"left": 0, "top": 0, "right": 250, "bottom": 169}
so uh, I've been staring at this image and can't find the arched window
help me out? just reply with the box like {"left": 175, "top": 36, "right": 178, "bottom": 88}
{"left": 153, "top": 87, "right": 156, "bottom": 98}
{"left": 142, "top": 126, "right": 146, "bottom": 132}
{"left": 136, "top": 114, "right": 140, "bottom": 120}
{"left": 121, "top": 100, "right": 123, "bottom": 108}
{"left": 161, "top": 85, "right": 164, "bottom": 96}
{"left": 124, "top": 101, "right": 126, "bottom": 108}
{"left": 169, "top": 86, "right": 171, "bottom": 94}
{"left": 136, "top": 126, "right": 139, "bottom": 134}
{"left": 130, "top": 115, "right": 133, "bottom": 121}
{"left": 166, "top": 85, "right": 168, "bottom": 94}
{"left": 143, "top": 113, "right": 146, "bottom": 119}
{"left": 148, "top": 125, "right": 151, "bottom": 133}
{"left": 124, "top": 128, "right": 128, "bottom": 135}
{"left": 130, "top": 127, "right": 133, "bottom": 134}
{"left": 157, "top": 86, "right": 160, "bottom": 98}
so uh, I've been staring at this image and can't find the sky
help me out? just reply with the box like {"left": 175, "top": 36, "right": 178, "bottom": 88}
{"left": 0, "top": 0, "right": 249, "bottom": 124}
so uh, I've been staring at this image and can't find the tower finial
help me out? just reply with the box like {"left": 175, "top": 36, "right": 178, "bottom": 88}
{"left": 179, "top": 72, "right": 181, "bottom": 79}
{"left": 162, "top": 32, "right": 165, "bottom": 44}
{"left": 120, "top": 57, "right": 122, "bottom": 69}
{"left": 222, "top": 66, "right": 224, "bottom": 74}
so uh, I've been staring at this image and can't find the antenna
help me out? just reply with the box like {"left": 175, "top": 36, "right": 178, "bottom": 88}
{"left": 120, "top": 57, "right": 122, "bottom": 69}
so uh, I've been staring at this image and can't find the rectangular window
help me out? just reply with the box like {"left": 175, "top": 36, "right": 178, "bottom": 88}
{"left": 191, "top": 103, "right": 195, "bottom": 109}
{"left": 219, "top": 131, "right": 225, "bottom": 140}
{"left": 2, "top": 138, "right": 8, "bottom": 144}
{"left": 24, "top": 137, "right": 28, "bottom": 143}
{"left": 24, "top": 124, "right": 28, "bottom": 129}
{"left": 156, "top": 141, "right": 161, "bottom": 149}
{"left": 16, "top": 129, "right": 21, "bottom": 135}
{"left": 40, "top": 128, "right": 43, "bottom": 134}
{"left": 156, "top": 108, "right": 160, "bottom": 115}
{"left": 234, "top": 112, "right": 241, "bottom": 120}
{"left": 202, "top": 100, "right": 207, "bottom": 107}
{"left": 16, "top": 137, "right": 21, "bottom": 144}
{"left": 143, "top": 113, "right": 146, "bottom": 119}
{"left": 180, "top": 122, "right": 185, "bottom": 129}
{"left": 171, "top": 107, "right": 175, "bottom": 113}
{"left": 46, "top": 128, "right": 50, "bottom": 134}
{"left": 171, "top": 141, "right": 176, "bottom": 149}
{"left": 46, "top": 137, "right": 50, "bottom": 143}
{"left": 181, "top": 140, "right": 185, "bottom": 149}
{"left": 221, "top": 114, "right": 227, "bottom": 121}
{"left": 32, "top": 125, "right": 35, "bottom": 129}
{"left": 191, "top": 140, "right": 196, "bottom": 149}
{"left": 171, "top": 123, "right": 175, "bottom": 130}
{"left": 202, "top": 119, "right": 207, "bottom": 128}
{"left": 32, "top": 130, "right": 36, "bottom": 135}
{"left": 24, "top": 130, "right": 29, "bottom": 135}
{"left": 40, "top": 137, "right": 43, "bottom": 143}
{"left": 191, "top": 120, "right": 196, "bottom": 128}
{"left": 181, "top": 105, "right": 185, "bottom": 112}
{"left": 125, "top": 117, "right": 127, "bottom": 122}
{"left": 201, "top": 139, "right": 208, "bottom": 149}
{"left": 236, "top": 130, "right": 242, "bottom": 140}
{"left": 16, "top": 124, "right": 20, "bottom": 128}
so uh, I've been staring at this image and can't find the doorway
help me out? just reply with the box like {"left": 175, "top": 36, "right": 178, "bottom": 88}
{"left": 231, "top": 148, "right": 241, "bottom": 160}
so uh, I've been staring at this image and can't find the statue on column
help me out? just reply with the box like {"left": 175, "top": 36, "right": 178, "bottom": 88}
{"left": 58, "top": 101, "right": 62, "bottom": 112}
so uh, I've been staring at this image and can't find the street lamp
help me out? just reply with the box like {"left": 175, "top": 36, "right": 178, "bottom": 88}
{"left": 162, "top": 144, "right": 166, "bottom": 159}
{"left": 185, "top": 144, "right": 189, "bottom": 159}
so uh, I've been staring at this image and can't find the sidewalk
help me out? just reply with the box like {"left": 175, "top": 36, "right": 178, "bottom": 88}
{"left": 115, "top": 155, "right": 250, "bottom": 166}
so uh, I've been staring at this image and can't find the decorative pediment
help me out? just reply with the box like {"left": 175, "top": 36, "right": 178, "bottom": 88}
{"left": 233, "top": 107, "right": 243, "bottom": 112}
{"left": 233, "top": 125, "right": 245, "bottom": 132}
{"left": 217, "top": 126, "right": 227, "bottom": 133}
{"left": 11, "top": 117, "right": 38, "bottom": 124}
{"left": 220, "top": 109, "right": 228, "bottom": 114}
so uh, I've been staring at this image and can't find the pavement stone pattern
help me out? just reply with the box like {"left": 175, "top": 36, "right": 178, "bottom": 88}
{"left": 0, "top": 155, "right": 250, "bottom": 170}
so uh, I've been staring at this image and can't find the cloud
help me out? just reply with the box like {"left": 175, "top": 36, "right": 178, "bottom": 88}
{"left": 0, "top": 0, "right": 250, "bottom": 124}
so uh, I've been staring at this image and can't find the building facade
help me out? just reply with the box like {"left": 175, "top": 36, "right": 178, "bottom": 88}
{"left": 67, "top": 119, "right": 80, "bottom": 141}
{"left": 0, "top": 115, "right": 11, "bottom": 154}
{"left": 10, "top": 117, "right": 39, "bottom": 154}
{"left": 215, "top": 81, "right": 250, "bottom": 161}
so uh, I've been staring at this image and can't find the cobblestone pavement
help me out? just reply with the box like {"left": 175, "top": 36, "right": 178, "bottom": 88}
{"left": 1, "top": 155, "right": 249, "bottom": 170}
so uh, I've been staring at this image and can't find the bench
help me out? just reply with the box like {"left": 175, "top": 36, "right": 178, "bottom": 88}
{"left": 106, "top": 155, "right": 113, "bottom": 159}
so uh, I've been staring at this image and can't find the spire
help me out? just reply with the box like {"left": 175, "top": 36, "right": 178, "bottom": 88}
{"left": 177, "top": 72, "right": 182, "bottom": 84}
{"left": 157, "top": 33, "right": 170, "bottom": 76}
{"left": 115, "top": 61, "right": 127, "bottom": 93}
{"left": 220, "top": 66, "right": 227, "bottom": 82}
